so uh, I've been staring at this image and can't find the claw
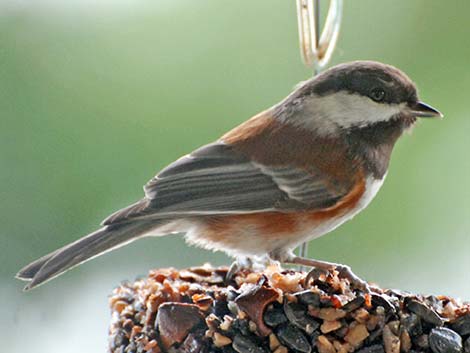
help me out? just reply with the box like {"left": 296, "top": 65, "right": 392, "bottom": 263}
{"left": 225, "top": 261, "right": 240, "bottom": 284}
{"left": 225, "top": 256, "right": 256, "bottom": 284}
{"left": 281, "top": 253, "right": 370, "bottom": 293}
{"left": 336, "top": 265, "right": 370, "bottom": 293}
{"left": 305, "top": 267, "right": 329, "bottom": 287}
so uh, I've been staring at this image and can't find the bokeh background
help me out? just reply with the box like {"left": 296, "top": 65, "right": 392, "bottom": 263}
{"left": 1, "top": 0, "right": 469, "bottom": 351}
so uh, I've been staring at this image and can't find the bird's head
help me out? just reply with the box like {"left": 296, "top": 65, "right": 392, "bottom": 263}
{"left": 277, "top": 61, "right": 442, "bottom": 135}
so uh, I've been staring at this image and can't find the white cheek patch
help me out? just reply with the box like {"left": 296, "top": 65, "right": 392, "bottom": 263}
{"left": 289, "top": 92, "right": 405, "bottom": 134}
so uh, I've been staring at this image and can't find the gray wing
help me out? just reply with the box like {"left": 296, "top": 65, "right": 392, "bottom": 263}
{"left": 102, "top": 142, "right": 347, "bottom": 225}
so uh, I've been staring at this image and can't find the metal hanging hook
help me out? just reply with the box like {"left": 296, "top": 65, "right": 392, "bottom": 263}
{"left": 296, "top": 0, "right": 343, "bottom": 267}
{"left": 296, "top": 0, "right": 343, "bottom": 74}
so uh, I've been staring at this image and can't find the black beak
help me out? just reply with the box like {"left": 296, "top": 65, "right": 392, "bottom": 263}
{"left": 408, "top": 101, "right": 443, "bottom": 118}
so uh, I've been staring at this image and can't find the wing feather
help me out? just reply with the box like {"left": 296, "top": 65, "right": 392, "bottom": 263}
{"left": 102, "top": 142, "right": 349, "bottom": 225}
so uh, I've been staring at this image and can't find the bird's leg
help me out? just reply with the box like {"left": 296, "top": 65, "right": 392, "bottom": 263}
{"left": 225, "top": 256, "right": 254, "bottom": 283}
{"left": 294, "top": 256, "right": 370, "bottom": 293}
{"left": 269, "top": 250, "right": 370, "bottom": 293}
{"left": 226, "top": 255, "right": 275, "bottom": 283}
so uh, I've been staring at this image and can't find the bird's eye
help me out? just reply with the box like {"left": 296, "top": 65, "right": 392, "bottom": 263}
{"left": 369, "top": 88, "right": 385, "bottom": 102}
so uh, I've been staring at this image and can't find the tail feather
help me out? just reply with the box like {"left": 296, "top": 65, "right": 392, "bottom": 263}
{"left": 16, "top": 251, "right": 59, "bottom": 280}
{"left": 18, "top": 221, "right": 160, "bottom": 291}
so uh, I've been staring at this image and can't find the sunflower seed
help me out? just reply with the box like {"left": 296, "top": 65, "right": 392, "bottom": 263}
{"left": 263, "top": 307, "right": 288, "bottom": 328}
{"left": 429, "top": 327, "right": 462, "bottom": 353}
{"left": 276, "top": 324, "right": 311, "bottom": 353}
{"left": 450, "top": 314, "right": 470, "bottom": 336}
{"left": 284, "top": 301, "right": 319, "bottom": 334}
{"left": 232, "top": 334, "right": 266, "bottom": 353}
{"left": 406, "top": 299, "right": 443, "bottom": 326}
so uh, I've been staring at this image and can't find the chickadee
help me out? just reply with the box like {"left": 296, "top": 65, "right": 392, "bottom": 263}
{"left": 17, "top": 61, "right": 442, "bottom": 291}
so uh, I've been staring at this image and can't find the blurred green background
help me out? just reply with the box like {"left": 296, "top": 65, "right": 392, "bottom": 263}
{"left": 1, "top": 0, "right": 469, "bottom": 351}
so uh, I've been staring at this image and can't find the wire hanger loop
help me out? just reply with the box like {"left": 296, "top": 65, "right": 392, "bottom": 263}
{"left": 295, "top": 0, "right": 343, "bottom": 264}
{"left": 296, "top": 0, "right": 343, "bottom": 74}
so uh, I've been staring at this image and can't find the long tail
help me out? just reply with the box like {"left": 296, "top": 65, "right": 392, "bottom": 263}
{"left": 16, "top": 221, "right": 161, "bottom": 291}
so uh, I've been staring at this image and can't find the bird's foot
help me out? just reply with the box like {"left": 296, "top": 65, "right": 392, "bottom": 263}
{"left": 226, "top": 260, "right": 244, "bottom": 284}
{"left": 270, "top": 251, "right": 370, "bottom": 293}
{"left": 328, "top": 263, "right": 370, "bottom": 293}
{"left": 225, "top": 256, "right": 256, "bottom": 283}
{"left": 226, "top": 255, "right": 276, "bottom": 284}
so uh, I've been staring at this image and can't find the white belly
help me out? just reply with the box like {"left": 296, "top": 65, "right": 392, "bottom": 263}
{"left": 181, "top": 175, "right": 386, "bottom": 257}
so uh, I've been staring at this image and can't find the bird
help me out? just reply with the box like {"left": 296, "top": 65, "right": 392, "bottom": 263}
{"left": 16, "top": 61, "right": 442, "bottom": 291}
